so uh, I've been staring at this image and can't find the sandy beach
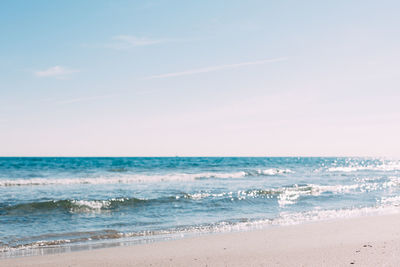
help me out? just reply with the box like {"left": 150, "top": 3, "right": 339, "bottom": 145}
{"left": 3, "top": 0, "right": 400, "bottom": 265}
{"left": 2, "top": 213, "right": 400, "bottom": 266}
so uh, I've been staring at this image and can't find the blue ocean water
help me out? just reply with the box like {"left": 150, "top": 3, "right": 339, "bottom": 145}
{"left": 1, "top": 157, "right": 400, "bottom": 257}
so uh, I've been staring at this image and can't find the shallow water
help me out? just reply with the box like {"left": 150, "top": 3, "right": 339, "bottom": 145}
{"left": 1, "top": 157, "right": 400, "bottom": 257}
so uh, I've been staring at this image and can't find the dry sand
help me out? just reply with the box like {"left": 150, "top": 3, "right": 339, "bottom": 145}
{"left": 2, "top": 213, "right": 400, "bottom": 266}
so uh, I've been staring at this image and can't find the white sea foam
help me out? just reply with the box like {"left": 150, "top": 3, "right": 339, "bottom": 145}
{"left": 0, "top": 169, "right": 297, "bottom": 187}
{"left": 209, "top": 204, "right": 400, "bottom": 232}
{"left": 0, "top": 172, "right": 247, "bottom": 186}
{"left": 275, "top": 181, "right": 400, "bottom": 207}
{"left": 152, "top": 203, "right": 400, "bottom": 233}
{"left": 379, "top": 195, "right": 400, "bottom": 206}
{"left": 274, "top": 205, "right": 400, "bottom": 226}
{"left": 256, "top": 168, "right": 293, "bottom": 175}
{"left": 3, "top": 199, "right": 400, "bottom": 256}
{"left": 276, "top": 184, "right": 361, "bottom": 207}
{"left": 184, "top": 182, "right": 380, "bottom": 206}
{"left": 328, "top": 162, "right": 400, "bottom": 172}
{"left": 183, "top": 179, "right": 400, "bottom": 206}
{"left": 71, "top": 200, "right": 111, "bottom": 211}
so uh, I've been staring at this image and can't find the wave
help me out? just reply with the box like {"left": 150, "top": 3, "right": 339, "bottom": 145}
{"left": 210, "top": 179, "right": 400, "bottom": 207}
{"left": 3, "top": 203, "right": 400, "bottom": 254}
{"left": 0, "top": 229, "right": 128, "bottom": 252}
{"left": 274, "top": 203, "right": 400, "bottom": 226}
{"left": 327, "top": 163, "right": 400, "bottom": 172}
{"left": 276, "top": 176, "right": 400, "bottom": 206}
{"left": 248, "top": 168, "right": 293, "bottom": 176}
{"left": 0, "top": 187, "right": 315, "bottom": 214}
{"left": 0, "top": 173, "right": 245, "bottom": 187}
{"left": 4, "top": 179, "right": 394, "bottom": 215}
{"left": 0, "top": 198, "right": 162, "bottom": 214}
{"left": 0, "top": 169, "right": 293, "bottom": 187}
{"left": 379, "top": 195, "right": 400, "bottom": 206}
{"left": 0, "top": 188, "right": 313, "bottom": 215}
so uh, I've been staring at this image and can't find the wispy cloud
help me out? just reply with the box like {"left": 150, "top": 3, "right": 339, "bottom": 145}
{"left": 145, "top": 57, "right": 288, "bottom": 79}
{"left": 34, "top": 66, "right": 79, "bottom": 78}
{"left": 56, "top": 94, "right": 118, "bottom": 105}
{"left": 106, "top": 35, "right": 175, "bottom": 50}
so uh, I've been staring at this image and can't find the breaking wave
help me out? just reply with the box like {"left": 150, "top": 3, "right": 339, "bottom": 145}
{"left": 327, "top": 163, "right": 400, "bottom": 172}
{"left": 1, "top": 198, "right": 167, "bottom": 214}
{"left": 3, "top": 203, "right": 400, "bottom": 254}
{"left": 5, "top": 176, "right": 399, "bottom": 215}
{"left": 0, "top": 169, "right": 293, "bottom": 187}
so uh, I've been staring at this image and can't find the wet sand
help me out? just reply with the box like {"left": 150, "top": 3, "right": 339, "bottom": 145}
{"left": 2, "top": 213, "right": 400, "bottom": 266}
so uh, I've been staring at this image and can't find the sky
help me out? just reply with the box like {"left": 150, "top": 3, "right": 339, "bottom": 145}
{"left": 1, "top": 0, "right": 400, "bottom": 157}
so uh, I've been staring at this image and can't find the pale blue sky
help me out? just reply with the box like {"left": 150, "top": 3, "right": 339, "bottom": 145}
{"left": 1, "top": 0, "right": 399, "bottom": 156}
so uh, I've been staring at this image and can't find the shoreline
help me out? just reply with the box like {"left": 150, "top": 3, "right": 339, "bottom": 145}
{"left": 2, "top": 213, "right": 400, "bottom": 266}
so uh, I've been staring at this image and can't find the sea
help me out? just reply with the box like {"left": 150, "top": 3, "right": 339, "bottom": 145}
{"left": 1, "top": 157, "right": 400, "bottom": 258}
